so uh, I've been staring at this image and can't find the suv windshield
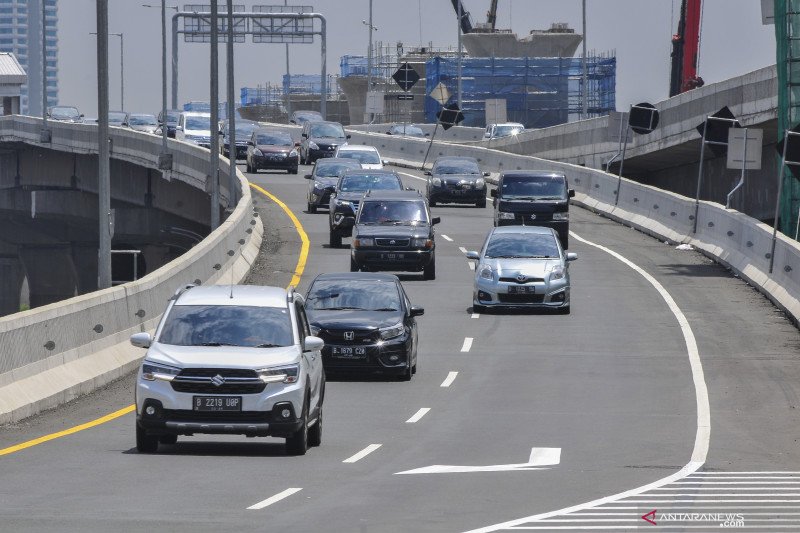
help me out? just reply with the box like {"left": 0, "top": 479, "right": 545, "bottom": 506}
{"left": 129, "top": 114, "right": 157, "bottom": 126}
{"left": 494, "top": 125, "right": 524, "bottom": 137}
{"left": 338, "top": 150, "right": 380, "bottom": 164}
{"left": 158, "top": 305, "right": 294, "bottom": 347}
{"left": 358, "top": 200, "right": 427, "bottom": 225}
{"left": 315, "top": 161, "right": 360, "bottom": 178}
{"left": 501, "top": 175, "right": 566, "bottom": 199}
{"left": 306, "top": 279, "right": 400, "bottom": 311}
{"left": 185, "top": 116, "right": 211, "bottom": 131}
{"left": 309, "top": 123, "right": 345, "bottom": 138}
{"left": 50, "top": 107, "right": 80, "bottom": 120}
{"left": 485, "top": 233, "right": 560, "bottom": 259}
{"left": 433, "top": 159, "right": 480, "bottom": 174}
{"left": 294, "top": 111, "right": 323, "bottom": 124}
{"left": 256, "top": 133, "right": 293, "bottom": 146}
{"left": 109, "top": 112, "right": 127, "bottom": 124}
{"left": 340, "top": 174, "right": 401, "bottom": 192}
{"left": 231, "top": 122, "right": 259, "bottom": 136}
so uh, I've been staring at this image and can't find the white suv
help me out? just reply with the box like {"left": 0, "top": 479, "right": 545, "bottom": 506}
{"left": 130, "top": 284, "right": 325, "bottom": 455}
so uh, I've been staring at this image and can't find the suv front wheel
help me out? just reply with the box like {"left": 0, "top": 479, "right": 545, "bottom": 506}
{"left": 136, "top": 423, "right": 159, "bottom": 454}
{"left": 286, "top": 398, "right": 309, "bottom": 456}
{"left": 423, "top": 256, "right": 436, "bottom": 280}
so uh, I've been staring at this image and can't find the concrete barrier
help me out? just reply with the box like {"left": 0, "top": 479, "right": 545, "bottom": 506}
{"left": 0, "top": 118, "right": 263, "bottom": 424}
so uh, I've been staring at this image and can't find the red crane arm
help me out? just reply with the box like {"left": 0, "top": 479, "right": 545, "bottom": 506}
{"left": 681, "top": 0, "right": 703, "bottom": 92}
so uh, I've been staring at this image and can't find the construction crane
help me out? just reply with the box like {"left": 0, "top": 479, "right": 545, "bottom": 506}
{"left": 486, "top": 0, "right": 499, "bottom": 31}
{"left": 450, "top": 0, "right": 473, "bottom": 34}
{"left": 669, "top": 0, "right": 704, "bottom": 97}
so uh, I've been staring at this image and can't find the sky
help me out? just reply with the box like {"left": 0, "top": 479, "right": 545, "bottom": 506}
{"left": 57, "top": 0, "right": 777, "bottom": 117}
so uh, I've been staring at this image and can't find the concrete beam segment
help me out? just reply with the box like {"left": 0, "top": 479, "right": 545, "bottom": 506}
{"left": 0, "top": 254, "right": 23, "bottom": 316}
{"left": 19, "top": 244, "right": 78, "bottom": 309}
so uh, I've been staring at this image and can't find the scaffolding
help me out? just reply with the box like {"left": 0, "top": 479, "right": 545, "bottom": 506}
{"left": 239, "top": 75, "right": 348, "bottom": 124}
{"left": 776, "top": 0, "right": 800, "bottom": 238}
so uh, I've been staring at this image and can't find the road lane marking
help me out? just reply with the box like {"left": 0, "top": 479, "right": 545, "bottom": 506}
{"left": 397, "top": 447, "right": 561, "bottom": 475}
{"left": 464, "top": 230, "right": 710, "bottom": 533}
{"left": 343, "top": 443, "right": 382, "bottom": 463}
{"left": 406, "top": 408, "right": 431, "bottom": 423}
{"left": 0, "top": 404, "right": 135, "bottom": 457}
{"left": 249, "top": 182, "right": 310, "bottom": 289}
{"left": 468, "top": 262, "right": 475, "bottom": 271}
{"left": 461, "top": 337, "right": 473, "bottom": 352}
{"left": 440, "top": 371, "right": 458, "bottom": 387}
{"left": 459, "top": 246, "right": 468, "bottom": 254}
{"left": 471, "top": 313, "right": 480, "bottom": 319}
{"left": 246, "top": 488, "right": 302, "bottom": 510}
{"left": 442, "top": 234, "right": 454, "bottom": 242}
{"left": 397, "top": 170, "right": 428, "bottom": 183}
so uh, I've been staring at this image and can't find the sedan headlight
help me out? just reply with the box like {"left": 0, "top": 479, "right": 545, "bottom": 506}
{"left": 411, "top": 237, "right": 433, "bottom": 249}
{"left": 498, "top": 211, "right": 515, "bottom": 220}
{"left": 141, "top": 361, "right": 181, "bottom": 381}
{"left": 289, "top": 149, "right": 299, "bottom": 158}
{"left": 309, "top": 325, "right": 321, "bottom": 336}
{"left": 550, "top": 265, "right": 566, "bottom": 280}
{"left": 253, "top": 148, "right": 263, "bottom": 156}
{"left": 308, "top": 141, "right": 319, "bottom": 150}
{"left": 552, "top": 212, "right": 569, "bottom": 221}
{"left": 379, "top": 321, "right": 405, "bottom": 340}
{"left": 353, "top": 237, "right": 374, "bottom": 248}
{"left": 478, "top": 265, "right": 494, "bottom": 280}
{"left": 336, "top": 199, "right": 352, "bottom": 207}
{"left": 257, "top": 364, "right": 299, "bottom": 384}
{"left": 475, "top": 178, "right": 485, "bottom": 188}
{"left": 431, "top": 177, "right": 442, "bottom": 186}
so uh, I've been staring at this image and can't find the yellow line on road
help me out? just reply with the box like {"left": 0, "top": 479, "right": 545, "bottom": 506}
{"left": 1, "top": 184, "right": 308, "bottom": 457}
{"left": 249, "top": 182, "right": 310, "bottom": 289}
{"left": 0, "top": 404, "right": 135, "bottom": 456}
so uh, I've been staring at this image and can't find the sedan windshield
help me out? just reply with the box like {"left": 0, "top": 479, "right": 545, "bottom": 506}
{"left": 485, "top": 233, "right": 560, "bottom": 259}
{"left": 293, "top": 111, "right": 323, "bottom": 124}
{"left": 109, "top": 112, "right": 127, "bottom": 124}
{"left": 306, "top": 279, "right": 401, "bottom": 311}
{"left": 433, "top": 159, "right": 480, "bottom": 175}
{"left": 129, "top": 114, "right": 157, "bottom": 126}
{"left": 340, "top": 174, "right": 402, "bottom": 192}
{"left": 158, "top": 305, "right": 294, "bottom": 347}
{"left": 315, "top": 161, "right": 360, "bottom": 178}
{"left": 494, "top": 125, "right": 524, "bottom": 137}
{"left": 232, "top": 122, "right": 260, "bottom": 136}
{"left": 338, "top": 150, "right": 381, "bottom": 164}
{"left": 50, "top": 107, "right": 80, "bottom": 119}
{"left": 501, "top": 175, "right": 566, "bottom": 199}
{"left": 391, "top": 125, "right": 425, "bottom": 136}
{"left": 185, "top": 116, "right": 211, "bottom": 131}
{"left": 358, "top": 200, "right": 427, "bottom": 225}
{"left": 309, "top": 123, "right": 345, "bottom": 138}
{"left": 256, "top": 133, "right": 293, "bottom": 146}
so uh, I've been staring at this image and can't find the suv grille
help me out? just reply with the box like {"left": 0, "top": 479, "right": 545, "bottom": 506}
{"left": 376, "top": 238, "right": 410, "bottom": 247}
{"left": 170, "top": 368, "right": 266, "bottom": 394}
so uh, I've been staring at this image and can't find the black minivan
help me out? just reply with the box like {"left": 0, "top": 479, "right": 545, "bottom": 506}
{"left": 491, "top": 171, "right": 575, "bottom": 248}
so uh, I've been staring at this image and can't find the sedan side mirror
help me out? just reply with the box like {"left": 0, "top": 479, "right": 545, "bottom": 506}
{"left": 409, "top": 305, "right": 425, "bottom": 317}
{"left": 386, "top": 131, "right": 393, "bottom": 135}
{"left": 569, "top": 189, "right": 576, "bottom": 198}
{"left": 301, "top": 133, "right": 308, "bottom": 138}
{"left": 247, "top": 140, "right": 254, "bottom": 146}
{"left": 465, "top": 251, "right": 480, "bottom": 260}
{"left": 431, "top": 216, "right": 441, "bottom": 225}
{"left": 304, "top": 174, "right": 313, "bottom": 179}
{"left": 130, "top": 332, "right": 152, "bottom": 349}
{"left": 483, "top": 171, "right": 491, "bottom": 177}
{"left": 382, "top": 160, "right": 388, "bottom": 165}
{"left": 346, "top": 134, "right": 352, "bottom": 139}
{"left": 304, "top": 335, "right": 324, "bottom": 352}
{"left": 490, "top": 189, "right": 497, "bottom": 198}
{"left": 566, "top": 252, "right": 578, "bottom": 262}
{"left": 423, "top": 171, "right": 431, "bottom": 176}
{"left": 424, "top": 132, "right": 430, "bottom": 137}
{"left": 295, "top": 141, "right": 301, "bottom": 147}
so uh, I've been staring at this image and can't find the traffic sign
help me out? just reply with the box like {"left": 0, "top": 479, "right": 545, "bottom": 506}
{"left": 628, "top": 102, "right": 659, "bottom": 135}
{"left": 392, "top": 62, "right": 420, "bottom": 92}
{"left": 430, "top": 82, "right": 450, "bottom": 105}
{"left": 436, "top": 103, "right": 464, "bottom": 131}
{"left": 727, "top": 128, "right": 762, "bottom": 170}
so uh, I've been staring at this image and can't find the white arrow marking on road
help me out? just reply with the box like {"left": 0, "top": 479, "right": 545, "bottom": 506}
{"left": 395, "top": 447, "right": 561, "bottom": 475}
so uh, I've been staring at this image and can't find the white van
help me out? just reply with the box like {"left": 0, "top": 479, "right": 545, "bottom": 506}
{"left": 176, "top": 111, "right": 213, "bottom": 148}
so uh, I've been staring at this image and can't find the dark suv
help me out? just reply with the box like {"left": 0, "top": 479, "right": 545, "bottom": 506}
{"left": 491, "top": 171, "right": 575, "bottom": 248}
{"left": 328, "top": 169, "right": 404, "bottom": 247}
{"left": 305, "top": 158, "right": 361, "bottom": 213}
{"left": 300, "top": 121, "right": 350, "bottom": 164}
{"left": 350, "top": 190, "right": 440, "bottom": 280}
{"left": 305, "top": 272, "right": 424, "bottom": 380}
{"left": 426, "top": 156, "right": 489, "bottom": 208}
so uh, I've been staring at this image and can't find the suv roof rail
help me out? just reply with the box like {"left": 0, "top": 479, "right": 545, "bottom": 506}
{"left": 170, "top": 283, "right": 197, "bottom": 300}
{"left": 287, "top": 285, "right": 296, "bottom": 304}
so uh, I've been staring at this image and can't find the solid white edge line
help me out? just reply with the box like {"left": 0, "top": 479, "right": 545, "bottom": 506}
{"left": 461, "top": 337, "right": 473, "bottom": 352}
{"left": 397, "top": 170, "right": 428, "bottom": 183}
{"left": 406, "top": 407, "right": 431, "bottom": 423}
{"left": 463, "top": 230, "right": 710, "bottom": 533}
{"left": 440, "top": 371, "right": 458, "bottom": 387}
{"left": 343, "top": 443, "right": 382, "bottom": 464}
{"left": 246, "top": 487, "right": 302, "bottom": 510}
{"left": 443, "top": 234, "right": 454, "bottom": 242}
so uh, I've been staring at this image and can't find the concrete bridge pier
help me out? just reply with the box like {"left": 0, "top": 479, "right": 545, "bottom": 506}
{"left": 0, "top": 254, "right": 24, "bottom": 315}
{"left": 71, "top": 243, "right": 98, "bottom": 294}
{"left": 19, "top": 244, "right": 78, "bottom": 308}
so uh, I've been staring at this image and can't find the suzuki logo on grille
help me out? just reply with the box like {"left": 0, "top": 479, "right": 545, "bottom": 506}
{"left": 530, "top": 214, "right": 537, "bottom": 220}
{"left": 210, "top": 374, "right": 225, "bottom": 387}
{"left": 389, "top": 240, "right": 396, "bottom": 245}
{"left": 344, "top": 331, "right": 355, "bottom": 341}
{"left": 516, "top": 274, "right": 527, "bottom": 282}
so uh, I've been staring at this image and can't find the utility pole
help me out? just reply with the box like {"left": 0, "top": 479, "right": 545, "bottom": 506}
{"left": 209, "top": 0, "right": 220, "bottom": 230}
{"left": 365, "top": 0, "right": 374, "bottom": 123}
{"left": 284, "top": 0, "right": 291, "bottom": 118}
{"left": 457, "top": 1, "right": 463, "bottom": 109}
{"left": 581, "top": 0, "right": 588, "bottom": 119}
{"left": 226, "top": 0, "right": 237, "bottom": 208}
{"left": 96, "top": 0, "right": 112, "bottom": 289}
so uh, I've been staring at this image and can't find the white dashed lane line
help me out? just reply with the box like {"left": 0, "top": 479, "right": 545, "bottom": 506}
{"left": 468, "top": 262, "right": 475, "bottom": 271}
{"left": 471, "top": 313, "right": 480, "bottom": 319}
{"left": 246, "top": 488, "right": 303, "bottom": 510}
{"left": 461, "top": 337, "right": 473, "bottom": 353}
{"left": 458, "top": 246, "right": 468, "bottom": 254}
{"left": 440, "top": 371, "right": 458, "bottom": 387}
{"left": 406, "top": 408, "right": 431, "bottom": 424}
{"left": 343, "top": 444, "right": 382, "bottom": 464}
{"left": 442, "top": 234, "right": 454, "bottom": 242}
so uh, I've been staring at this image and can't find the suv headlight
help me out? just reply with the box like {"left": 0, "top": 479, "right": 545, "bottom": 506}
{"left": 308, "top": 141, "right": 319, "bottom": 150}
{"left": 475, "top": 178, "right": 485, "bottom": 188}
{"left": 141, "top": 361, "right": 181, "bottom": 381}
{"left": 431, "top": 177, "right": 442, "bottom": 186}
{"left": 379, "top": 321, "right": 405, "bottom": 340}
{"left": 552, "top": 212, "right": 569, "bottom": 221}
{"left": 550, "top": 265, "right": 566, "bottom": 280}
{"left": 411, "top": 237, "right": 433, "bottom": 249}
{"left": 253, "top": 148, "right": 263, "bottom": 156}
{"left": 353, "top": 237, "right": 374, "bottom": 248}
{"left": 478, "top": 265, "right": 494, "bottom": 280}
{"left": 258, "top": 364, "right": 299, "bottom": 384}
{"left": 498, "top": 211, "right": 515, "bottom": 220}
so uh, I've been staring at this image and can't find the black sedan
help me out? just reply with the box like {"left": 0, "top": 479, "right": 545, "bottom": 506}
{"left": 425, "top": 156, "right": 489, "bottom": 208}
{"left": 305, "top": 272, "right": 423, "bottom": 380}
{"left": 245, "top": 129, "right": 300, "bottom": 174}
{"left": 220, "top": 119, "right": 260, "bottom": 160}
{"left": 304, "top": 158, "right": 361, "bottom": 213}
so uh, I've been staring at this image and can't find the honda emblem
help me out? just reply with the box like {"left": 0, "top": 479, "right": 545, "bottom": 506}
{"left": 344, "top": 331, "right": 355, "bottom": 341}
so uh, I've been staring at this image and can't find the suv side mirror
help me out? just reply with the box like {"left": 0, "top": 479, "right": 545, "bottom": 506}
{"left": 431, "top": 216, "right": 441, "bottom": 225}
{"left": 423, "top": 171, "right": 431, "bottom": 176}
{"left": 465, "top": 251, "right": 480, "bottom": 260}
{"left": 304, "top": 174, "right": 313, "bottom": 179}
{"left": 490, "top": 189, "right": 497, "bottom": 198}
{"left": 409, "top": 305, "right": 425, "bottom": 317}
{"left": 301, "top": 133, "right": 308, "bottom": 138}
{"left": 304, "top": 335, "right": 324, "bottom": 352}
{"left": 569, "top": 189, "right": 575, "bottom": 198}
{"left": 130, "top": 332, "right": 152, "bottom": 349}
{"left": 346, "top": 134, "right": 352, "bottom": 139}
{"left": 566, "top": 252, "right": 578, "bottom": 262}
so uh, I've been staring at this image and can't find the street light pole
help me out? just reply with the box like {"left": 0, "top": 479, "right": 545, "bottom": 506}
{"left": 209, "top": 0, "right": 220, "bottom": 230}
{"left": 90, "top": 31, "right": 123, "bottom": 110}
{"left": 226, "top": 0, "right": 237, "bottom": 208}
{"left": 581, "top": 0, "right": 588, "bottom": 119}
{"left": 96, "top": 0, "right": 112, "bottom": 289}
{"left": 41, "top": 0, "right": 47, "bottom": 127}
{"left": 457, "top": 1, "right": 462, "bottom": 109}
{"left": 142, "top": 3, "right": 176, "bottom": 168}
{"left": 363, "top": 0, "right": 375, "bottom": 123}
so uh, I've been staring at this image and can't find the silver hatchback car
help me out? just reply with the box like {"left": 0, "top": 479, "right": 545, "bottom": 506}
{"left": 466, "top": 226, "right": 577, "bottom": 313}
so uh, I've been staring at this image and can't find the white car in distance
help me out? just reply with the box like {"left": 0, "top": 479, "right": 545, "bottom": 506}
{"left": 334, "top": 145, "right": 387, "bottom": 170}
